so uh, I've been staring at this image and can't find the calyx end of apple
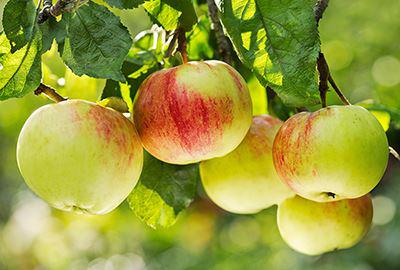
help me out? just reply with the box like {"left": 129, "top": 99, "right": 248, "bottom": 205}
{"left": 307, "top": 191, "right": 343, "bottom": 202}
{"left": 324, "top": 192, "right": 337, "bottom": 199}
{"left": 56, "top": 203, "right": 100, "bottom": 215}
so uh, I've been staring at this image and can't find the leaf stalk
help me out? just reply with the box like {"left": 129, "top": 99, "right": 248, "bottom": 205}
{"left": 34, "top": 83, "right": 67, "bottom": 103}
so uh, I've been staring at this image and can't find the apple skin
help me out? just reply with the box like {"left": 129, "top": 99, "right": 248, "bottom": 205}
{"left": 277, "top": 195, "right": 373, "bottom": 256}
{"left": 200, "top": 115, "right": 294, "bottom": 214}
{"left": 273, "top": 105, "right": 388, "bottom": 202}
{"left": 133, "top": 60, "right": 253, "bottom": 165}
{"left": 17, "top": 100, "right": 143, "bottom": 215}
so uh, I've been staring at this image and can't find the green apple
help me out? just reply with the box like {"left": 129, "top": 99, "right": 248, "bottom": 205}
{"left": 273, "top": 105, "right": 388, "bottom": 202}
{"left": 17, "top": 100, "right": 143, "bottom": 215}
{"left": 200, "top": 115, "right": 294, "bottom": 214}
{"left": 133, "top": 60, "right": 253, "bottom": 165}
{"left": 277, "top": 195, "right": 373, "bottom": 256}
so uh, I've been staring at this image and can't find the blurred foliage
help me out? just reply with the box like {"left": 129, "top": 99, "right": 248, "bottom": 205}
{"left": 1, "top": 0, "right": 400, "bottom": 269}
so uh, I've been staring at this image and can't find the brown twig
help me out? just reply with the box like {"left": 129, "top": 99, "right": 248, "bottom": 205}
{"left": 315, "top": 0, "right": 330, "bottom": 107}
{"left": 164, "top": 30, "right": 178, "bottom": 58}
{"left": 177, "top": 27, "right": 188, "bottom": 63}
{"left": 206, "top": 0, "right": 232, "bottom": 64}
{"left": 38, "top": 0, "right": 87, "bottom": 24}
{"left": 315, "top": 0, "right": 330, "bottom": 24}
{"left": 317, "top": 53, "right": 329, "bottom": 107}
{"left": 317, "top": 54, "right": 350, "bottom": 105}
{"left": 35, "top": 83, "right": 67, "bottom": 103}
{"left": 314, "top": 0, "right": 351, "bottom": 106}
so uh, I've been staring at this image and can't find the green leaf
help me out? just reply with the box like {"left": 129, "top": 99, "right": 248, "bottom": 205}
{"left": 217, "top": 0, "right": 320, "bottom": 107}
{"left": 187, "top": 15, "right": 214, "bottom": 60}
{"left": 101, "top": 25, "right": 165, "bottom": 102}
{"left": 143, "top": 0, "right": 197, "bottom": 31}
{"left": 101, "top": 79, "right": 122, "bottom": 99}
{"left": 127, "top": 152, "right": 199, "bottom": 229}
{"left": 247, "top": 75, "right": 267, "bottom": 115}
{"left": 39, "top": 16, "right": 67, "bottom": 53}
{"left": 267, "top": 93, "right": 297, "bottom": 120}
{"left": 100, "top": 53, "right": 160, "bottom": 102}
{"left": 0, "top": 31, "right": 42, "bottom": 100}
{"left": 0, "top": 34, "right": 9, "bottom": 58}
{"left": 22, "top": 48, "right": 42, "bottom": 94}
{"left": 370, "top": 110, "right": 390, "bottom": 132}
{"left": 357, "top": 100, "right": 400, "bottom": 130}
{"left": 125, "top": 29, "right": 164, "bottom": 99}
{"left": 125, "top": 51, "right": 160, "bottom": 101}
{"left": 59, "top": 2, "right": 132, "bottom": 81}
{"left": 98, "top": 96, "right": 129, "bottom": 112}
{"left": 102, "top": 51, "right": 161, "bottom": 100}
{"left": 103, "top": 0, "right": 145, "bottom": 9}
{"left": 2, "top": 0, "right": 36, "bottom": 52}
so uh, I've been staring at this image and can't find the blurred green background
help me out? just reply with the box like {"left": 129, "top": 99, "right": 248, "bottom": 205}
{"left": 1, "top": 0, "right": 400, "bottom": 269}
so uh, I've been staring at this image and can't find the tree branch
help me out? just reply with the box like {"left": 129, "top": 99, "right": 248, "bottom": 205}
{"left": 315, "top": 0, "right": 330, "bottom": 25}
{"left": 164, "top": 30, "right": 179, "bottom": 58}
{"left": 314, "top": 0, "right": 351, "bottom": 106}
{"left": 35, "top": 83, "right": 67, "bottom": 103}
{"left": 317, "top": 52, "right": 329, "bottom": 107}
{"left": 207, "top": 0, "right": 232, "bottom": 65}
{"left": 177, "top": 27, "right": 188, "bottom": 64}
{"left": 38, "top": 0, "right": 87, "bottom": 24}
{"left": 317, "top": 54, "right": 350, "bottom": 105}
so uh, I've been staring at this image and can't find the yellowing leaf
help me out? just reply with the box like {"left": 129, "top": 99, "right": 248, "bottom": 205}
{"left": 370, "top": 110, "right": 390, "bottom": 132}
{"left": 248, "top": 76, "right": 267, "bottom": 115}
{"left": 61, "top": 69, "right": 105, "bottom": 102}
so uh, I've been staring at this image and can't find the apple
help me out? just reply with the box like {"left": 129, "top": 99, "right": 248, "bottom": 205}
{"left": 133, "top": 60, "right": 253, "bottom": 165}
{"left": 17, "top": 100, "right": 143, "bottom": 215}
{"left": 200, "top": 115, "right": 294, "bottom": 214}
{"left": 277, "top": 195, "right": 373, "bottom": 256}
{"left": 273, "top": 105, "right": 388, "bottom": 202}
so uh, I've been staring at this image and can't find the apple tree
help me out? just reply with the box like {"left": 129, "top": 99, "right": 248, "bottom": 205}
{"left": 1, "top": 0, "right": 398, "bottom": 256}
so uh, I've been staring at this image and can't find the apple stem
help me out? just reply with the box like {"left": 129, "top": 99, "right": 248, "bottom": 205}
{"left": 315, "top": 0, "right": 351, "bottom": 107}
{"left": 34, "top": 83, "right": 67, "bottom": 103}
{"left": 317, "top": 53, "right": 351, "bottom": 106}
{"left": 389, "top": 146, "right": 400, "bottom": 161}
{"left": 177, "top": 27, "right": 188, "bottom": 64}
{"left": 207, "top": 0, "right": 232, "bottom": 65}
{"left": 328, "top": 74, "right": 351, "bottom": 105}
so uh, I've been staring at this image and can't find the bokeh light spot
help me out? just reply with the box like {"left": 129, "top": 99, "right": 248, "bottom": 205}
{"left": 57, "top": 77, "right": 66, "bottom": 87}
{"left": 372, "top": 195, "right": 396, "bottom": 225}
{"left": 226, "top": 217, "right": 261, "bottom": 250}
{"left": 323, "top": 40, "right": 353, "bottom": 71}
{"left": 372, "top": 56, "right": 400, "bottom": 87}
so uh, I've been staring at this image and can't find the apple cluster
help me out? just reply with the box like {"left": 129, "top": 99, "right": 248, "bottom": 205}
{"left": 16, "top": 60, "right": 389, "bottom": 256}
{"left": 199, "top": 84, "right": 388, "bottom": 255}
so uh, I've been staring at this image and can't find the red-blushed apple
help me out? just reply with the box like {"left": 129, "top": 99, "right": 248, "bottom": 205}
{"left": 200, "top": 115, "right": 294, "bottom": 214}
{"left": 277, "top": 195, "right": 373, "bottom": 256}
{"left": 17, "top": 100, "right": 143, "bottom": 215}
{"left": 133, "top": 60, "right": 253, "bottom": 164}
{"left": 273, "top": 105, "right": 388, "bottom": 202}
